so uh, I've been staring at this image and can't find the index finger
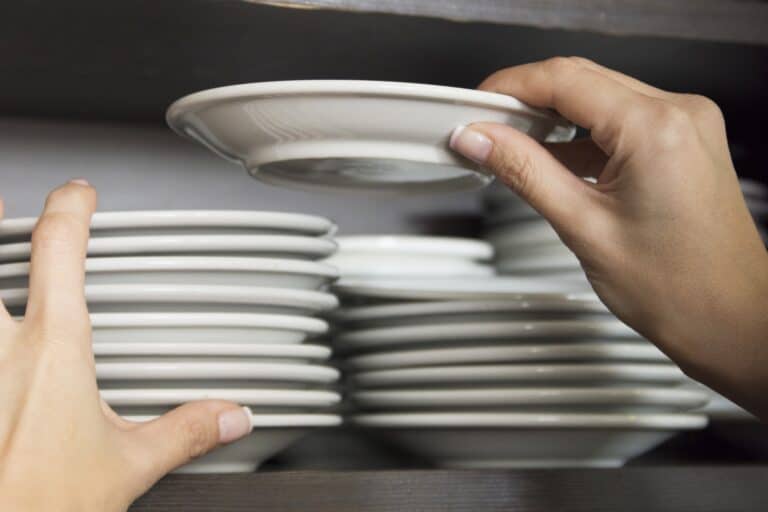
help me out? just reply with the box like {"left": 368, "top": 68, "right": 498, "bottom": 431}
{"left": 25, "top": 180, "right": 96, "bottom": 328}
{"left": 479, "top": 57, "right": 656, "bottom": 154}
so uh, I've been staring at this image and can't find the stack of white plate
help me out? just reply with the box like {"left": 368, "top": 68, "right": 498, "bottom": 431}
{"left": 0, "top": 210, "right": 344, "bottom": 473}
{"left": 324, "top": 235, "right": 495, "bottom": 279}
{"left": 331, "top": 278, "right": 708, "bottom": 468}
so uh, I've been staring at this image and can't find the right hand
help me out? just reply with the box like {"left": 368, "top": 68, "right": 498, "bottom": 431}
{"left": 449, "top": 57, "right": 768, "bottom": 418}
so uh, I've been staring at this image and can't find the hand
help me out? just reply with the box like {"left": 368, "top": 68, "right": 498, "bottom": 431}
{"left": 0, "top": 181, "right": 253, "bottom": 511}
{"left": 449, "top": 57, "right": 768, "bottom": 418}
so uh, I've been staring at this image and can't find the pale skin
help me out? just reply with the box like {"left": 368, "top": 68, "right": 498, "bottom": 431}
{"left": 0, "top": 181, "right": 253, "bottom": 510}
{"left": 450, "top": 57, "right": 768, "bottom": 419}
{"left": 1, "top": 57, "right": 767, "bottom": 510}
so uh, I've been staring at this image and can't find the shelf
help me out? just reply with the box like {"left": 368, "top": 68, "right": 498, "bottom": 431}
{"left": 247, "top": 0, "right": 768, "bottom": 45}
{"left": 130, "top": 466, "right": 768, "bottom": 511}
{"left": 1, "top": 0, "right": 767, "bottom": 144}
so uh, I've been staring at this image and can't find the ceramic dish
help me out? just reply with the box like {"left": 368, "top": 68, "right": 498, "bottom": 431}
{"left": 324, "top": 255, "right": 494, "bottom": 278}
{"left": 125, "top": 413, "right": 341, "bottom": 473}
{"left": 351, "top": 412, "right": 706, "bottom": 468}
{"left": 336, "top": 236, "right": 493, "bottom": 261}
{"left": 334, "top": 277, "right": 596, "bottom": 301}
{"left": 95, "top": 360, "right": 339, "bottom": 383}
{"left": 349, "top": 363, "right": 685, "bottom": 388}
{"left": 335, "top": 320, "right": 639, "bottom": 352}
{"left": 331, "top": 298, "right": 609, "bottom": 327}
{"left": 0, "top": 257, "right": 338, "bottom": 290}
{"left": 79, "top": 313, "right": 326, "bottom": 344}
{"left": 167, "top": 80, "right": 575, "bottom": 193}
{"left": 495, "top": 253, "right": 581, "bottom": 273}
{"left": 486, "top": 220, "right": 562, "bottom": 248}
{"left": 2, "top": 284, "right": 338, "bottom": 316}
{"left": 345, "top": 342, "right": 667, "bottom": 370}
{"left": 351, "top": 387, "right": 708, "bottom": 412}
{"left": 0, "top": 210, "right": 335, "bottom": 241}
{"left": 0, "top": 234, "right": 337, "bottom": 263}
{"left": 102, "top": 388, "right": 340, "bottom": 408}
{"left": 93, "top": 342, "right": 331, "bottom": 360}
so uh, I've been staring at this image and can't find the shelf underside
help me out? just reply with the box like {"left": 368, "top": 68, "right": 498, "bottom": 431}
{"left": 131, "top": 466, "right": 768, "bottom": 511}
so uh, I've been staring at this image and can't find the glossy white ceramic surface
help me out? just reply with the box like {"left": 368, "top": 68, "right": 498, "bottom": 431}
{"left": 2, "top": 284, "right": 338, "bottom": 316}
{"left": 0, "top": 256, "right": 338, "bottom": 290}
{"left": 0, "top": 234, "right": 337, "bottom": 263}
{"left": 350, "top": 363, "right": 686, "bottom": 388}
{"left": 0, "top": 210, "right": 335, "bottom": 241}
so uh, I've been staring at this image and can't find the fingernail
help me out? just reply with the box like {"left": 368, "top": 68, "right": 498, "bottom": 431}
{"left": 218, "top": 406, "right": 253, "bottom": 443}
{"left": 69, "top": 178, "right": 90, "bottom": 186}
{"left": 449, "top": 125, "right": 493, "bottom": 164}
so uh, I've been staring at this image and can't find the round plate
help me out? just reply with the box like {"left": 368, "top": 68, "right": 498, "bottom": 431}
{"left": 495, "top": 253, "right": 581, "bottom": 273}
{"left": 325, "top": 255, "right": 494, "bottom": 278}
{"left": 351, "top": 411, "right": 706, "bottom": 429}
{"left": 103, "top": 388, "right": 340, "bottom": 407}
{"left": 350, "top": 413, "right": 706, "bottom": 468}
{"left": 93, "top": 342, "right": 331, "bottom": 360}
{"left": 334, "top": 277, "right": 595, "bottom": 301}
{"left": 0, "top": 210, "right": 335, "bottom": 241}
{"left": 0, "top": 256, "right": 338, "bottom": 290}
{"left": 123, "top": 414, "right": 341, "bottom": 473}
{"left": 2, "top": 284, "right": 338, "bottom": 316}
{"left": 95, "top": 360, "right": 339, "bottom": 383}
{"left": 345, "top": 342, "right": 667, "bottom": 370}
{"left": 86, "top": 312, "right": 327, "bottom": 344}
{"left": 166, "top": 80, "right": 575, "bottom": 193}
{"left": 350, "top": 363, "right": 685, "bottom": 388}
{"left": 331, "top": 298, "right": 609, "bottom": 327}
{"left": 486, "top": 219, "right": 561, "bottom": 248}
{"left": 335, "top": 319, "right": 639, "bottom": 352}
{"left": 336, "top": 236, "right": 493, "bottom": 261}
{"left": 0, "top": 234, "right": 337, "bottom": 263}
{"left": 352, "top": 387, "right": 708, "bottom": 412}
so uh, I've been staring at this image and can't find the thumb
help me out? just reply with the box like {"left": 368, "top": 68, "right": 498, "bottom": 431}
{"left": 127, "top": 401, "right": 252, "bottom": 488}
{"left": 449, "top": 122, "right": 598, "bottom": 230}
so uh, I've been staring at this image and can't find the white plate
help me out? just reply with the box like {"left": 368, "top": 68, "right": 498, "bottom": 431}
{"left": 324, "top": 255, "right": 494, "bottom": 278}
{"left": 0, "top": 234, "right": 337, "bottom": 263}
{"left": 167, "top": 80, "right": 574, "bottom": 193}
{"left": 95, "top": 360, "right": 339, "bottom": 383}
{"left": 125, "top": 413, "right": 341, "bottom": 473}
{"left": 350, "top": 363, "right": 685, "bottom": 388}
{"left": 486, "top": 220, "right": 561, "bottom": 248}
{"left": 336, "top": 236, "right": 493, "bottom": 261}
{"left": 0, "top": 257, "right": 338, "bottom": 290}
{"left": 103, "top": 388, "right": 340, "bottom": 408}
{"left": 2, "top": 284, "right": 338, "bottom": 316}
{"left": 345, "top": 342, "right": 668, "bottom": 370}
{"left": 352, "top": 387, "right": 708, "bottom": 412}
{"left": 93, "top": 342, "right": 330, "bottom": 360}
{"left": 331, "top": 298, "right": 609, "bottom": 327}
{"left": 334, "top": 277, "right": 596, "bottom": 301}
{"left": 82, "top": 313, "right": 326, "bottom": 344}
{"left": 335, "top": 320, "right": 639, "bottom": 352}
{"left": 351, "top": 412, "right": 706, "bottom": 468}
{"left": 0, "top": 210, "right": 335, "bottom": 241}
{"left": 495, "top": 253, "right": 581, "bottom": 273}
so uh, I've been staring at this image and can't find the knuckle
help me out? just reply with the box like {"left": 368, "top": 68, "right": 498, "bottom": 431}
{"left": 566, "top": 55, "right": 597, "bottom": 68}
{"left": 682, "top": 94, "right": 724, "bottom": 122}
{"left": 544, "top": 56, "right": 582, "bottom": 76}
{"left": 178, "top": 417, "right": 216, "bottom": 461}
{"left": 32, "top": 212, "right": 88, "bottom": 251}
{"left": 647, "top": 101, "right": 695, "bottom": 151}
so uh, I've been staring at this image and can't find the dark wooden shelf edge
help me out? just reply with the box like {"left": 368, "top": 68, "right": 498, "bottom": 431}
{"left": 131, "top": 466, "right": 768, "bottom": 511}
{"left": 248, "top": 0, "right": 768, "bottom": 45}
